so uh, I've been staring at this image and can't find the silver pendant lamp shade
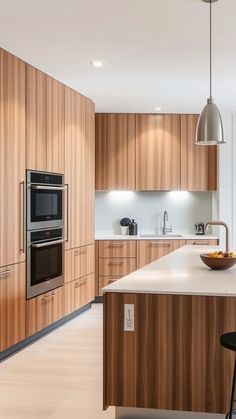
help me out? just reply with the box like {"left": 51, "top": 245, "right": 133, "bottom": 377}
{"left": 196, "top": 0, "right": 225, "bottom": 145}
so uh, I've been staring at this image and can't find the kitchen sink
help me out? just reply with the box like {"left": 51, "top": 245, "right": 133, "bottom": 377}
{"left": 140, "top": 234, "right": 183, "bottom": 238}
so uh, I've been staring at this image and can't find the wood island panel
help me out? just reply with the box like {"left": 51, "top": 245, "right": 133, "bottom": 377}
{"left": 104, "top": 292, "right": 235, "bottom": 414}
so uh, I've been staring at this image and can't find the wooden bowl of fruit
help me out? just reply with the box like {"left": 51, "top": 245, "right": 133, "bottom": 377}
{"left": 200, "top": 251, "right": 236, "bottom": 270}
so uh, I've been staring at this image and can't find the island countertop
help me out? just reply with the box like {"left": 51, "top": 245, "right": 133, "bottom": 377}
{"left": 102, "top": 245, "right": 236, "bottom": 297}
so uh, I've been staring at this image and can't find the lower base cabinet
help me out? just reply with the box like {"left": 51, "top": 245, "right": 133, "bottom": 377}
{"left": 138, "top": 240, "right": 182, "bottom": 269}
{"left": 0, "top": 262, "right": 26, "bottom": 352}
{"left": 64, "top": 273, "right": 95, "bottom": 316}
{"left": 26, "top": 287, "right": 65, "bottom": 336}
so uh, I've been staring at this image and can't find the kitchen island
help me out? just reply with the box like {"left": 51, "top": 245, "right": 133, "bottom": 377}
{"left": 103, "top": 245, "right": 236, "bottom": 417}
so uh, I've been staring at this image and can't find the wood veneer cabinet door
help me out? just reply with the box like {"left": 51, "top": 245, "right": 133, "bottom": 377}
{"left": 64, "top": 244, "right": 95, "bottom": 284}
{"left": 0, "top": 262, "right": 26, "bottom": 351}
{"left": 46, "top": 76, "right": 65, "bottom": 173}
{"left": 136, "top": 114, "right": 181, "bottom": 190}
{"left": 26, "top": 65, "right": 65, "bottom": 173}
{"left": 65, "top": 87, "right": 95, "bottom": 249}
{"left": 138, "top": 240, "right": 182, "bottom": 268}
{"left": 99, "top": 240, "right": 137, "bottom": 258}
{"left": 99, "top": 258, "right": 137, "bottom": 276}
{"left": 0, "top": 49, "right": 26, "bottom": 267}
{"left": 26, "top": 287, "right": 64, "bottom": 336}
{"left": 64, "top": 274, "right": 95, "bottom": 316}
{"left": 95, "top": 114, "right": 136, "bottom": 190}
{"left": 26, "top": 65, "right": 47, "bottom": 170}
{"left": 186, "top": 239, "right": 219, "bottom": 245}
{"left": 180, "top": 114, "right": 217, "bottom": 191}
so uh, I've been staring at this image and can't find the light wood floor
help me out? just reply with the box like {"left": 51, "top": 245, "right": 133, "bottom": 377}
{"left": 0, "top": 304, "right": 115, "bottom": 419}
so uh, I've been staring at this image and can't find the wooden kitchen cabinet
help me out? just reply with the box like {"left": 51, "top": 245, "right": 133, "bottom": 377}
{"left": 0, "top": 262, "right": 26, "bottom": 352}
{"left": 136, "top": 114, "right": 181, "bottom": 190}
{"left": 95, "top": 114, "right": 136, "bottom": 190}
{"left": 0, "top": 49, "right": 26, "bottom": 267}
{"left": 96, "top": 240, "right": 137, "bottom": 296}
{"left": 65, "top": 87, "right": 95, "bottom": 249}
{"left": 181, "top": 114, "right": 217, "bottom": 191}
{"left": 64, "top": 273, "right": 95, "bottom": 316}
{"left": 138, "top": 239, "right": 182, "bottom": 268}
{"left": 26, "top": 64, "right": 65, "bottom": 173}
{"left": 99, "top": 240, "right": 137, "bottom": 258}
{"left": 186, "top": 239, "right": 219, "bottom": 246}
{"left": 99, "top": 257, "right": 137, "bottom": 277}
{"left": 26, "top": 286, "right": 65, "bottom": 336}
{"left": 65, "top": 244, "right": 95, "bottom": 284}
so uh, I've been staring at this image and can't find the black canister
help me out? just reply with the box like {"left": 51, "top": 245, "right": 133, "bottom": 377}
{"left": 129, "top": 219, "right": 138, "bottom": 236}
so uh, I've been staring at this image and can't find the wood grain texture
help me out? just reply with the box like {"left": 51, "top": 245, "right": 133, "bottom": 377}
{"left": 99, "top": 258, "right": 137, "bottom": 277}
{"left": 64, "top": 244, "right": 95, "bottom": 284}
{"left": 95, "top": 241, "right": 99, "bottom": 296}
{"left": 64, "top": 273, "right": 95, "bottom": 316}
{"left": 180, "top": 114, "right": 217, "bottom": 191}
{"left": 136, "top": 114, "right": 181, "bottom": 190}
{"left": 137, "top": 240, "right": 182, "bottom": 269}
{"left": 104, "top": 292, "right": 236, "bottom": 413}
{"left": 65, "top": 87, "right": 95, "bottom": 249}
{"left": 26, "top": 65, "right": 65, "bottom": 172}
{"left": 99, "top": 240, "right": 137, "bottom": 258}
{"left": 0, "top": 48, "right": 26, "bottom": 267}
{"left": 26, "top": 65, "right": 47, "bottom": 170}
{"left": 26, "top": 286, "right": 65, "bottom": 336}
{"left": 0, "top": 262, "right": 26, "bottom": 352}
{"left": 95, "top": 114, "right": 136, "bottom": 190}
{"left": 46, "top": 76, "right": 65, "bottom": 173}
{"left": 185, "top": 239, "right": 219, "bottom": 246}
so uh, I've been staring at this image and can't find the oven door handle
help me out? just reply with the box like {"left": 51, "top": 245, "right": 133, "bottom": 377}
{"left": 30, "top": 185, "right": 66, "bottom": 191}
{"left": 31, "top": 239, "right": 66, "bottom": 248}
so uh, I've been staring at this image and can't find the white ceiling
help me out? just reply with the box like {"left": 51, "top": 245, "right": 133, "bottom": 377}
{"left": 0, "top": 0, "right": 235, "bottom": 113}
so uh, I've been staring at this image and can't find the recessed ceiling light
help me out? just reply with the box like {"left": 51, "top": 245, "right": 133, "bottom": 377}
{"left": 154, "top": 107, "right": 162, "bottom": 112}
{"left": 91, "top": 60, "right": 106, "bottom": 68}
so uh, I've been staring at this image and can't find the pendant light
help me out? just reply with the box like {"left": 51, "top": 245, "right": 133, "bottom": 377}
{"left": 195, "top": 0, "right": 225, "bottom": 145}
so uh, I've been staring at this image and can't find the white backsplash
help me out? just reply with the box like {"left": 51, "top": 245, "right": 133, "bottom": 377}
{"left": 95, "top": 191, "right": 213, "bottom": 235}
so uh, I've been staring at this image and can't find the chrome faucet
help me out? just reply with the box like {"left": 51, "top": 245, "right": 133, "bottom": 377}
{"left": 205, "top": 220, "right": 229, "bottom": 252}
{"left": 163, "top": 210, "right": 172, "bottom": 235}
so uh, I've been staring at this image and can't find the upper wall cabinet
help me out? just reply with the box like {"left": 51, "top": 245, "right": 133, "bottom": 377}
{"left": 136, "top": 114, "right": 181, "bottom": 190}
{"left": 95, "top": 114, "right": 136, "bottom": 190}
{"left": 26, "top": 65, "right": 65, "bottom": 173}
{"left": 0, "top": 49, "right": 26, "bottom": 267}
{"left": 180, "top": 114, "right": 217, "bottom": 191}
{"left": 65, "top": 87, "right": 95, "bottom": 249}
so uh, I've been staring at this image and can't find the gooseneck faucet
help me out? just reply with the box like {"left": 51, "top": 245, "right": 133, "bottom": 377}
{"left": 163, "top": 211, "right": 172, "bottom": 235}
{"left": 205, "top": 221, "right": 229, "bottom": 252}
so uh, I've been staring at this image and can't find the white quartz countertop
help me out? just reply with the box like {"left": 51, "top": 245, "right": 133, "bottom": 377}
{"left": 102, "top": 245, "right": 236, "bottom": 297}
{"left": 95, "top": 233, "right": 218, "bottom": 241}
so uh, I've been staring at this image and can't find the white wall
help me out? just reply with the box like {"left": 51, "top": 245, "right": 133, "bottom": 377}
{"left": 95, "top": 191, "right": 213, "bottom": 234}
{"left": 217, "top": 112, "right": 234, "bottom": 249}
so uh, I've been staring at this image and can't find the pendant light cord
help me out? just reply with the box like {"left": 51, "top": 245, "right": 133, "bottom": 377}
{"left": 210, "top": 0, "right": 212, "bottom": 99}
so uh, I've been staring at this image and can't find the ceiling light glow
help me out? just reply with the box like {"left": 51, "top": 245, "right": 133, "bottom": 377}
{"left": 91, "top": 60, "right": 106, "bottom": 68}
{"left": 154, "top": 107, "right": 162, "bottom": 112}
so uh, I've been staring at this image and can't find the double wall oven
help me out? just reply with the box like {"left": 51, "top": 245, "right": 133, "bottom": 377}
{"left": 26, "top": 170, "right": 66, "bottom": 299}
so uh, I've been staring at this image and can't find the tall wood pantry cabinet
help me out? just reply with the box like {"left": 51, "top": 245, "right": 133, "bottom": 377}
{"left": 0, "top": 48, "right": 26, "bottom": 267}
{"left": 26, "top": 64, "right": 65, "bottom": 173}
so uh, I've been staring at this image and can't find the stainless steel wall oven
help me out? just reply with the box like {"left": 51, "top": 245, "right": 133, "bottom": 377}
{"left": 27, "top": 170, "right": 65, "bottom": 230}
{"left": 27, "top": 227, "right": 65, "bottom": 299}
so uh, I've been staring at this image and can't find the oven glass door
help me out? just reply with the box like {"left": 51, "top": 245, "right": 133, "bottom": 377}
{"left": 31, "top": 242, "right": 62, "bottom": 286}
{"left": 31, "top": 189, "right": 62, "bottom": 223}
